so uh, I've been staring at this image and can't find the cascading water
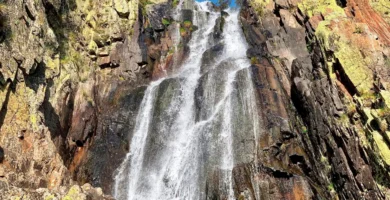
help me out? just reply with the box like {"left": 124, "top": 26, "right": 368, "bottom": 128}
{"left": 114, "top": 2, "right": 260, "bottom": 199}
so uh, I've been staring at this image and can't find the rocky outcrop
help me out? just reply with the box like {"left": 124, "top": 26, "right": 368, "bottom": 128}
{"left": 239, "top": 0, "right": 390, "bottom": 199}
{"left": 0, "top": 0, "right": 181, "bottom": 198}
{"left": 1, "top": 0, "right": 389, "bottom": 199}
{"left": 1, "top": 184, "right": 112, "bottom": 200}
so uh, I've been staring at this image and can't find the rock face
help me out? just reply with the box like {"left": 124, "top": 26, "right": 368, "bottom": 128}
{"left": 1, "top": 0, "right": 390, "bottom": 199}
{"left": 238, "top": 0, "right": 390, "bottom": 199}
{"left": 0, "top": 0, "right": 182, "bottom": 198}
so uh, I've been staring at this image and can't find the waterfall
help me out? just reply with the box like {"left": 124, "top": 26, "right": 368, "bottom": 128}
{"left": 114, "top": 2, "right": 260, "bottom": 199}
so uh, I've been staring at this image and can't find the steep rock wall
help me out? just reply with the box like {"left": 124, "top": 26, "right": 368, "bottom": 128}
{"left": 0, "top": 0, "right": 184, "bottom": 198}
{"left": 239, "top": 0, "right": 390, "bottom": 199}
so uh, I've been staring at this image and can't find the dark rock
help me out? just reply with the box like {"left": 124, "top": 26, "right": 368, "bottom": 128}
{"left": 0, "top": 146, "right": 4, "bottom": 163}
{"left": 246, "top": 47, "right": 266, "bottom": 58}
{"left": 181, "top": 9, "right": 193, "bottom": 22}
{"left": 200, "top": 43, "right": 224, "bottom": 74}
{"left": 195, "top": 61, "right": 235, "bottom": 121}
{"left": 213, "top": 16, "right": 225, "bottom": 40}
{"left": 147, "top": 4, "right": 172, "bottom": 32}
{"left": 73, "top": 85, "right": 147, "bottom": 193}
{"left": 221, "top": 10, "right": 229, "bottom": 17}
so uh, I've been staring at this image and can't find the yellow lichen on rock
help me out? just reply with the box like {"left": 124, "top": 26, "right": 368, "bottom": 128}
{"left": 249, "top": 0, "right": 271, "bottom": 17}
{"left": 370, "top": 0, "right": 390, "bottom": 24}
{"left": 334, "top": 41, "right": 373, "bottom": 94}
{"left": 0, "top": 84, "right": 31, "bottom": 134}
{"left": 298, "top": 0, "right": 346, "bottom": 20}
{"left": 372, "top": 131, "right": 390, "bottom": 166}
{"left": 315, "top": 20, "right": 374, "bottom": 94}
{"left": 62, "top": 185, "right": 87, "bottom": 200}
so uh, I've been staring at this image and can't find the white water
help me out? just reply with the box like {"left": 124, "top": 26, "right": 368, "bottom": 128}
{"left": 114, "top": 2, "right": 260, "bottom": 200}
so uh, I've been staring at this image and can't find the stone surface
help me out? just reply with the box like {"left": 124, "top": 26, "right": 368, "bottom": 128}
{"left": 239, "top": 0, "right": 390, "bottom": 198}
{"left": 0, "top": 0, "right": 179, "bottom": 197}
{"left": 1, "top": 0, "right": 390, "bottom": 199}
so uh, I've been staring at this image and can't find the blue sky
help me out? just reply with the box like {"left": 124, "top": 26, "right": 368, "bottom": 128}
{"left": 196, "top": 0, "right": 237, "bottom": 7}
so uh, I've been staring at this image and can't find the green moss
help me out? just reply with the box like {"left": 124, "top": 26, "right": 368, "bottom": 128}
{"left": 139, "top": 0, "right": 154, "bottom": 17}
{"left": 179, "top": 27, "right": 186, "bottom": 35}
{"left": 172, "top": 0, "right": 179, "bottom": 7}
{"left": 302, "top": 126, "right": 308, "bottom": 134}
{"left": 162, "top": 18, "right": 170, "bottom": 26}
{"left": 183, "top": 20, "right": 192, "bottom": 28}
{"left": 327, "top": 182, "right": 335, "bottom": 192}
{"left": 250, "top": 57, "right": 258, "bottom": 64}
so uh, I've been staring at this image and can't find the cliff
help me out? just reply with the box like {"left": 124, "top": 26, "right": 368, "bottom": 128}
{"left": 0, "top": 0, "right": 180, "bottom": 198}
{"left": 0, "top": 0, "right": 390, "bottom": 199}
{"left": 238, "top": 0, "right": 390, "bottom": 199}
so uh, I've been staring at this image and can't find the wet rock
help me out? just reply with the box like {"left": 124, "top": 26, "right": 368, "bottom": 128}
{"left": 231, "top": 68, "right": 258, "bottom": 164}
{"left": 181, "top": 9, "right": 193, "bottom": 21}
{"left": 213, "top": 16, "right": 225, "bottom": 40}
{"left": 72, "top": 85, "right": 147, "bottom": 193}
{"left": 142, "top": 78, "right": 183, "bottom": 168}
{"left": 246, "top": 47, "right": 266, "bottom": 58}
{"left": 195, "top": 61, "right": 235, "bottom": 121}
{"left": 200, "top": 43, "right": 224, "bottom": 74}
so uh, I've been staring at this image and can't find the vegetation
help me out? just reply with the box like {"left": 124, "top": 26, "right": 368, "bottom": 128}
{"left": 139, "top": 0, "right": 154, "bottom": 16}
{"left": 250, "top": 57, "right": 259, "bottom": 65}
{"left": 316, "top": 21, "right": 373, "bottom": 94}
{"left": 353, "top": 26, "right": 363, "bottom": 34}
{"left": 377, "top": 107, "right": 390, "bottom": 118}
{"left": 179, "top": 27, "right": 186, "bottom": 36}
{"left": 327, "top": 182, "right": 335, "bottom": 192}
{"left": 302, "top": 126, "right": 308, "bottom": 134}
{"left": 172, "top": 0, "right": 179, "bottom": 7}
{"left": 162, "top": 18, "right": 171, "bottom": 26}
{"left": 298, "top": 0, "right": 345, "bottom": 20}
{"left": 183, "top": 20, "right": 192, "bottom": 28}
{"left": 250, "top": 0, "right": 269, "bottom": 17}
